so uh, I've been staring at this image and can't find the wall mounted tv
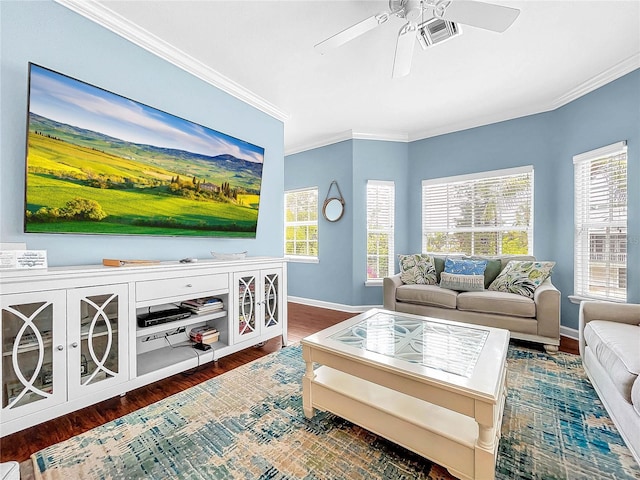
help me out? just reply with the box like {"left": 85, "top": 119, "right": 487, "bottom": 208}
{"left": 24, "top": 63, "right": 265, "bottom": 238}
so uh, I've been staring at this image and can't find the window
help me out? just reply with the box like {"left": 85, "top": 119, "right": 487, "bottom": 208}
{"left": 574, "top": 141, "right": 627, "bottom": 301}
{"left": 284, "top": 187, "right": 318, "bottom": 260}
{"left": 422, "top": 166, "right": 533, "bottom": 255}
{"left": 366, "top": 180, "right": 395, "bottom": 281}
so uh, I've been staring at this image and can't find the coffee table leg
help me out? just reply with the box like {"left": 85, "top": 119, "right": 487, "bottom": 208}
{"left": 475, "top": 425, "right": 496, "bottom": 480}
{"left": 477, "top": 424, "right": 494, "bottom": 449}
{"left": 302, "top": 345, "right": 315, "bottom": 418}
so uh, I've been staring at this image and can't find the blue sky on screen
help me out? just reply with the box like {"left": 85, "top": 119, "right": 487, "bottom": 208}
{"left": 28, "top": 64, "right": 264, "bottom": 164}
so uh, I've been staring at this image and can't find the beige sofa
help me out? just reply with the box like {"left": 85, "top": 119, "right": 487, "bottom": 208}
{"left": 383, "top": 255, "right": 561, "bottom": 352}
{"left": 579, "top": 301, "right": 640, "bottom": 465}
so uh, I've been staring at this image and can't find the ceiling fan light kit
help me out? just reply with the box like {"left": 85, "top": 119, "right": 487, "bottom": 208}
{"left": 417, "top": 18, "right": 461, "bottom": 49}
{"left": 315, "top": 0, "right": 520, "bottom": 78}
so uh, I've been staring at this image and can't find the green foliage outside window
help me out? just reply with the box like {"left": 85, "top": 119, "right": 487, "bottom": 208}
{"left": 367, "top": 232, "right": 390, "bottom": 279}
{"left": 424, "top": 171, "right": 532, "bottom": 256}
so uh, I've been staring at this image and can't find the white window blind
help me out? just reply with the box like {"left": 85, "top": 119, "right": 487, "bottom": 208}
{"left": 284, "top": 187, "right": 318, "bottom": 259}
{"left": 422, "top": 166, "right": 533, "bottom": 255}
{"left": 574, "top": 141, "right": 627, "bottom": 301}
{"left": 366, "top": 180, "right": 395, "bottom": 280}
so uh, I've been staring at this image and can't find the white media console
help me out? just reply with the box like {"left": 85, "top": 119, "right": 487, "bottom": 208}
{"left": 0, "top": 256, "right": 287, "bottom": 436}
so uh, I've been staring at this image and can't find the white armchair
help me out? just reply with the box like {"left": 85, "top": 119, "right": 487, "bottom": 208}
{"left": 579, "top": 301, "right": 640, "bottom": 465}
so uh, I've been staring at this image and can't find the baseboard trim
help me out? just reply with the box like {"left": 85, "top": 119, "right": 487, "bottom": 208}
{"left": 560, "top": 325, "right": 579, "bottom": 341}
{"left": 288, "top": 296, "right": 373, "bottom": 314}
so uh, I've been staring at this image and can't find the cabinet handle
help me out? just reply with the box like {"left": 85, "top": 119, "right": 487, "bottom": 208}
{"left": 57, "top": 345, "right": 64, "bottom": 351}
{"left": 185, "top": 284, "right": 193, "bottom": 288}
{"left": 71, "top": 342, "right": 79, "bottom": 348}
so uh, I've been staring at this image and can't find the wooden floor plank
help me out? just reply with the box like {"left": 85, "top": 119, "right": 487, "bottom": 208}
{"left": 0, "top": 303, "right": 575, "bottom": 462}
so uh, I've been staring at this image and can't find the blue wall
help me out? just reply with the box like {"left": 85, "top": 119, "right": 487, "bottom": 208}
{"left": 285, "top": 141, "right": 354, "bottom": 305}
{"left": 0, "top": 1, "right": 284, "bottom": 266}
{"left": 285, "top": 69, "right": 639, "bottom": 331}
{"left": 553, "top": 70, "right": 640, "bottom": 326}
{"left": 285, "top": 139, "right": 409, "bottom": 307}
{"left": 353, "top": 140, "right": 410, "bottom": 305}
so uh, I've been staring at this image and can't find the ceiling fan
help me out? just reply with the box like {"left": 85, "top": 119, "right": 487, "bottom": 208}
{"left": 315, "top": 0, "right": 520, "bottom": 78}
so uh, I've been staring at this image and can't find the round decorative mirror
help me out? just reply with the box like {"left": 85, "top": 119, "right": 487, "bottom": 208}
{"left": 323, "top": 197, "right": 344, "bottom": 222}
{"left": 322, "top": 180, "right": 345, "bottom": 222}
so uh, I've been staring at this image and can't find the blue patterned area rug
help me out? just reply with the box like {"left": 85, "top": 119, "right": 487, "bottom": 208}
{"left": 30, "top": 344, "right": 639, "bottom": 479}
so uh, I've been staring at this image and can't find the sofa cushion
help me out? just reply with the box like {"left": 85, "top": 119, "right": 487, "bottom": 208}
{"left": 396, "top": 284, "right": 457, "bottom": 309}
{"left": 457, "top": 290, "right": 536, "bottom": 318}
{"left": 488, "top": 260, "right": 555, "bottom": 298}
{"left": 584, "top": 320, "right": 640, "bottom": 403}
{"left": 444, "top": 258, "right": 487, "bottom": 275}
{"left": 466, "top": 257, "right": 503, "bottom": 288}
{"left": 433, "top": 255, "right": 460, "bottom": 283}
{"left": 398, "top": 254, "right": 437, "bottom": 285}
{"left": 439, "top": 255, "right": 518, "bottom": 288}
{"left": 439, "top": 272, "right": 485, "bottom": 292}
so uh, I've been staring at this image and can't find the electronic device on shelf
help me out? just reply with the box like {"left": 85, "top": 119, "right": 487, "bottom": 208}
{"left": 137, "top": 306, "right": 192, "bottom": 328}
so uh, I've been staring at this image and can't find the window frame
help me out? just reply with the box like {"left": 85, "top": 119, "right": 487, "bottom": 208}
{"left": 284, "top": 187, "right": 319, "bottom": 262}
{"left": 573, "top": 141, "right": 627, "bottom": 302}
{"left": 421, "top": 166, "right": 534, "bottom": 256}
{"left": 366, "top": 180, "right": 395, "bottom": 285}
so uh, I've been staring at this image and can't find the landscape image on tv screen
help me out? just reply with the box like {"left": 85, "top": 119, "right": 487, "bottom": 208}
{"left": 24, "top": 63, "right": 265, "bottom": 238}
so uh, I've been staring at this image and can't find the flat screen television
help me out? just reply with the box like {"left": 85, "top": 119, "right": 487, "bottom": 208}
{"left": 24, "top": 63, "right": 265, "bottom": 238}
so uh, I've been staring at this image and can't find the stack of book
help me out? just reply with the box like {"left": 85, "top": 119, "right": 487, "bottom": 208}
{"left": 181, "top": 296, "right": 224, "bottom": 314}
{"left": 189, "top": 325, "right": 219, "bottom": 344}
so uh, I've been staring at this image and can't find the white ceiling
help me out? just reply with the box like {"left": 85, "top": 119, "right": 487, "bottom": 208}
{"left": 58, "top": 0, "right": 640, "bottom": 155}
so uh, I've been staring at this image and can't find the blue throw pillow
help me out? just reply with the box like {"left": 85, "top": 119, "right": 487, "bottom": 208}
{"left": 444, "top": 257, "right": 488, "bottom": 275}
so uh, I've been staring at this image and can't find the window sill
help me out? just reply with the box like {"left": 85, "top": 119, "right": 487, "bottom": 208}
{"left": 365, "top": 279, "right": 383, "bottom": 287}
{"left": 285, "top": 256, "right": 319, "bottom": 264}
{"left": 568, "top": 294, "right": 625, "bottom": 305}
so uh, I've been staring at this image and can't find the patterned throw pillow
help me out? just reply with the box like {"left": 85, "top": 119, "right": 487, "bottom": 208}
{"left": 398, "top": 254, "right": 437, "bottom": 285}
{"left": 465, "top": 256, "right": 503, "bottom": 288}
{"left": 439, "top": 272, "right": 485, "bottom": 292}
{"left": 488, "top": 261, "right": 555, "bottom": 298}
{"left": 444, "top": 258, "right": 488, "bottom": 275}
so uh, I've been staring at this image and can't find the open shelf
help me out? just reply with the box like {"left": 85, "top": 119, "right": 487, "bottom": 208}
{"left": 136, "top": 340, "right": 226, "bottom": 376}
{"left": 135, "top": 310, "right": 226, "bottom": 338}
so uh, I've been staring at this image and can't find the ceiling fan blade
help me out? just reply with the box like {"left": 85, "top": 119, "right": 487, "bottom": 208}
{"left": 315, "top": 12, "right": 389, "bottom": 54}
{"left": 440, "top": 1, "right": 520, "bottom": 33}
{"left": 392, "top": 23, "right": 417, "bottom": 78}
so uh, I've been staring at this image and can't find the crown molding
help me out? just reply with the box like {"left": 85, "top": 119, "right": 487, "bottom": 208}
{"left": 286, "top": 131, "right": 353, "bottom": 156}
{"left": 290, "top": 55, "right": 640, "bottom": 154}
{"left": 54, "top": 0, "right": 638, "bottom": 155}
{"left": 406, "top": 103, "right": 553, "bottom": 143}
{"left": 352, "top": 131, "right": 409, "bottom": 143}
{"left": 286, "top": 130, "right": 408, "bottom": 156}
{"left": 54, "top": 0, "right": 289, "bottom": 123}
{"left": 409, "top": 54, "right": 640, "bottom": 143}
{"left": 551, "top": 53, "right": 640, "bottom": 110}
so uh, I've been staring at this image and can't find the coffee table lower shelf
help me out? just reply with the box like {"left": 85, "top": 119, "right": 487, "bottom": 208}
{"left": 305, "top": 366, "right": 506, "bottom": 480}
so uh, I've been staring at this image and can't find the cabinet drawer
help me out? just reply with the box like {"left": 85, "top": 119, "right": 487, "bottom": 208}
{"left": 136, "top": 274, "right": 228, "bottom": 302}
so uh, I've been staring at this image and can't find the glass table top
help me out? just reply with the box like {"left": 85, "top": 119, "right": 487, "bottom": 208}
{"left": 329, "top": 312, "right": 489, "bottom": 377}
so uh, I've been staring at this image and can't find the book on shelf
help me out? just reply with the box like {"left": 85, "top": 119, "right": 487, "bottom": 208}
{"left": 181, "top": 297, "right": 224, "bottom": 314}
{"left": 189, "top": 325, "right": 220, "bottom": 344}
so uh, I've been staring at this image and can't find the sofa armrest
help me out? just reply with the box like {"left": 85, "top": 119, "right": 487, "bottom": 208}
{"left": 579, "top": 301, "right": 640, "bottom": 357}
{"left": 533, "top": 278, "right": 561, "bottom": 342}
{"left": 383, "top": 274, "right": 403, "bottom": 310}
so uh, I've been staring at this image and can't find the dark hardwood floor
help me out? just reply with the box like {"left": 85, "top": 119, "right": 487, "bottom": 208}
{"left": 0, "top": 303, "right": 577, "bottom": 463}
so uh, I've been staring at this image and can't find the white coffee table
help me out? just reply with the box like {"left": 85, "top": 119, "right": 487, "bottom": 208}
{"left": 301, "top": 308, "right": 510, "bottom": 480}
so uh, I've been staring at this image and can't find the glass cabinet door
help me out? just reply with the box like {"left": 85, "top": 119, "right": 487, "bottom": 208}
{"left": 1, "top": 291, "right": 66, "bottom": 420}
{"left": 235, "top": 273, "right": 259, "bottom": 342}
{"left": 262, "top": 270, "right": 281, "bottom": 333}
{"left": 67, "top": 284, "right": 128, "bottom": 398}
